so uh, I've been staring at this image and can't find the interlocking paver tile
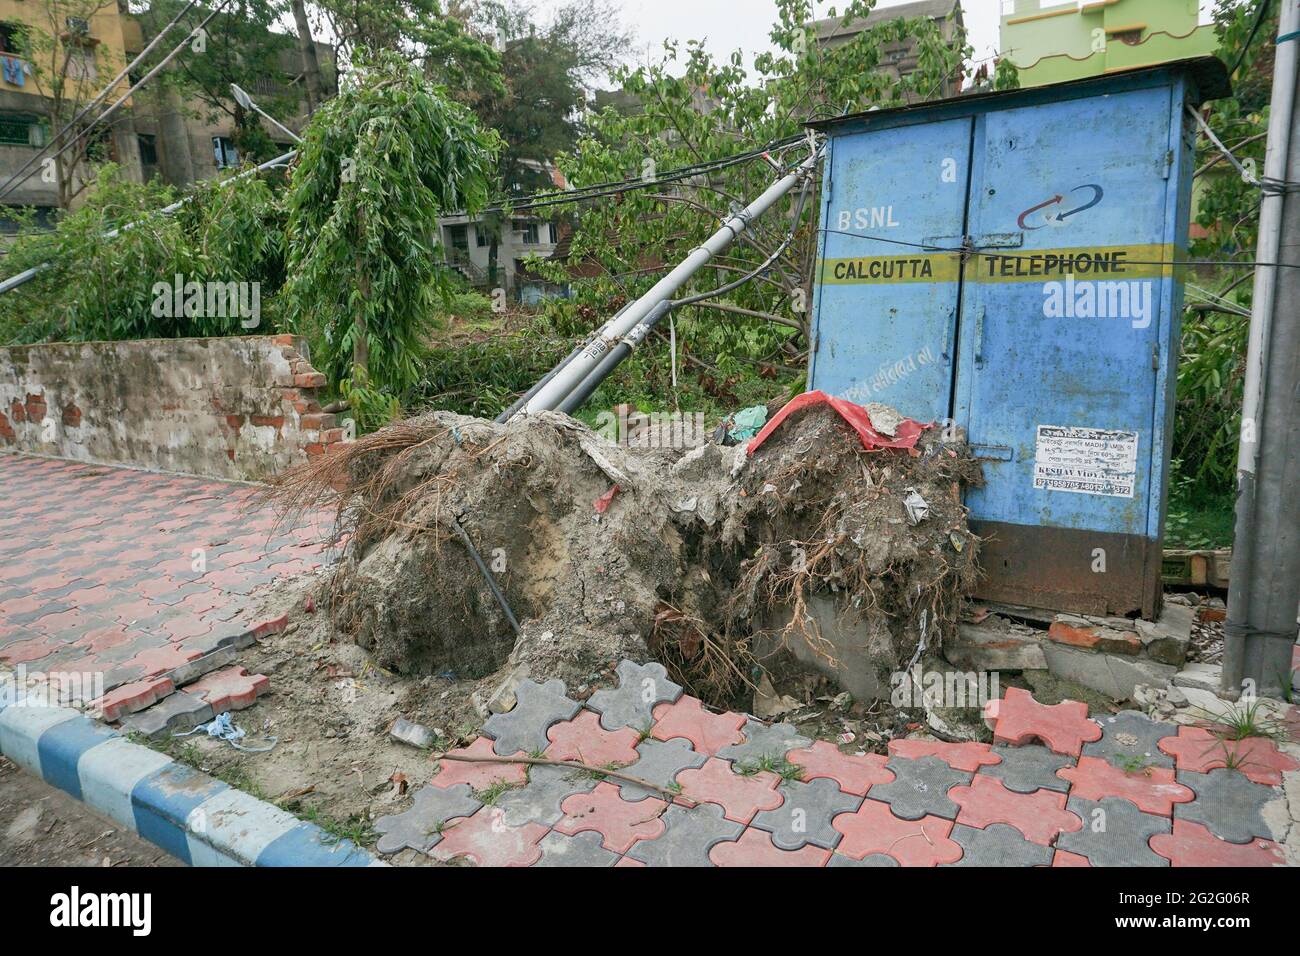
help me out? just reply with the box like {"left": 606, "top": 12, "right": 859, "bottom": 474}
{"left": 623, "top": 803, "right": 743, "bottom": 867}
{"left": 1084, "top": 710, "right": 1178, "bottom": 770}
{"left": 1056, "top": 796, "right": 1171, "bottom": 867}
{"left": 717, "top": 719, "right": 812, "bottom": 766}
{"left": 650, "top": 696, "right": 746, "bottom": 756}
{"left": 751, "top": 777, "right": 862, "bottom": 849}
{"left": 121, "top": 690, "right": 213, "bottom": 737}
{"left": 430, "top": 808, "right": 544, "bottom": 865}
{"left": 788, "top": 741, "right": 894, "bottom": 795}
{"left": 493, "top": 764, "right": 597, "bottom": 827}
{"left": 482, "top": 677, "right": 581, "bottom": 755}
{"left": 984, "top": 686, "right": 1102, "bottom": 756}
{"left": 950, "top": 775, "right": 1081, "bottom": 845}
{"left": 544, "top": 709, "right": 640, "bottom": 766}
{"left": 1057, "top": 756, "right": 1195, "bottom": 816}
{"left": 887, "top": 738, "right": 1000, "bottom": 772}
{"left": 534, "top": 830, "right": 619, "bottom": 867}
{"left": 677, "top": 757, "right": 784, "bottom": 823}
{"left": 980, "top": 743, "right": 1072, "bottom": 794}
{"left": 710, "top": 827, "right": 832, "bottom": 867}
{"left": 947, "top": 823, "right": 1054, "bottom": 866}
{"left": 1158, "top": 726, "right": 1299, "bottom": 786}
{"left": 1052, "top": 849, "right": 1092, "bottom": 867}
{"left": 555, "top": 781, "right": 667, "bottom": 852}
{"left": 1173, "top": 768, "right": 1282, "bottom": 844}
{"left": 617, "top": 737, "right": 708, "bottom": 801}
{"left": 90, "top": 676, "right": 175, "bottom": 722}
{"left": 827, "top": 851, "right": 899, "bottom": 867}
{"left": 184, "top": 665, "right": 270, "bottom": 713}
{"left": 373, "top": 784, "right": 483, "bottom": 856}
{"left": 1150, "top": 820, "right": 1287, "bottom": 867}
{"left": 124, "top": 642, "right": 205, "bottom": 679}
{"left": 869, "top": 755, "right": 971, "bottom": 820}
{"left": 587, "top": 660, "right": 682, "bottom": 732}
{"left": 431, "top": 737, "right": 528, "bottom": 791}
{"left": 833, "top": 799, "right": 962, "bottom": 866}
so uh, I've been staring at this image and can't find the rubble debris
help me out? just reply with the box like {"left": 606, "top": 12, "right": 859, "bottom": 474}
{"left": 390, "top": 717, "right": 435, "bottom": 749}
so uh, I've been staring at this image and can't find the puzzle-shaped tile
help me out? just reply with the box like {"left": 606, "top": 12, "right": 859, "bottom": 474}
{"left": 1056, "top": 796, "right": 1170, "bottom": 867}
{"left": 677, "top": 757, "right": 784, "bottom": 823}
{"left": 984, "top": 687, "right": 1101, "bottom": 757}
{"left": 1084, "top": 710, "right": 1177, "bottom": 770}
{"left": 431, "top": 737, "right": 528, "bottom": 791}
{"left": 710, "top": 827, "right": 832, "bottom": 867}
{"left": 121, "top": 690, "right": 213, "bottom": 738}
{"left": 868, "top": 756, "right": 971, "bottom": 820}
{"left": 1150, "top": 820, "right": 1287, "bottom": 867}
{"left": 980, "top": 743, "right": 1072, "bottom": 794}
{"left": 482, "top": 677, "right": 580, "bottom": 755}
{"left": 832, "top": 800, "right": 962, "bottom": 867}
{"left": 185, "top": 665, "right": 269, "bottom": 713}
{"left": 430, "top": 809, "right": 548, "bottom": 867}
{"left": 650, "top": 696, "right": 746, "bottom": 755}
{"left": 90, "top": 676, "right": 174, "bottom": 722}
{"left": 947, "top": 823, "right": 1054, "bottom": 866}
{"left": 586, "top": 659, "right": 683, "bottom": 731}
{"left": 716, "top": 719, "right": 812, "bottom": 766}
{"left": 1052, "top": 849, "right": 1092, "bottom": 867}
{"left": 750, "top": 777, "right": 862, "bottom": 849}
{"left": 827, "top": 851, "right": 899, "bottom": 867}
{"left": 534, "top": 830, "right": 619, "bottom": 867}
{"left": 950, "top": 775, "right": 1081, "bottom": 845}
{"left": 1158, "top": 726, "right": 1299, "bottom": 786}
{"left": 373, "top": 784, "right": 482, "bottom": 856}
{"left": 493, "top": 764, "right": 597, "bottom": 828}
{"left": 617, "top": 737, "right": 707, "bottom": 801}
{"left": 787, "top": 741, "right": 894, "bottom": 796}
{"left": 887, "top": 738, "right": 1000, "bottom": 772}
{"left": 1173, "top": 768, "right": 1281, "bottom": 844}
{"left": 555, "top": 781, "right": 667, "bottom": 852}
{"left": 544, "top": 709, "right": 640, "bottom": 766}
{"left": 1056, "top": 756, "right": 1194, "bottom": 816}
{"left": 622, "top": 803, "right": 743, "bottom": 867}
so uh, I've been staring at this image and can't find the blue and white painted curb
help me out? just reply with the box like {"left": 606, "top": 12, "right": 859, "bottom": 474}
{"left": 0, "top": 674, "right": 381, "bottom": 867}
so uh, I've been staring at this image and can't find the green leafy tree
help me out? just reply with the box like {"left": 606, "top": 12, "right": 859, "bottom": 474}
{"left": 282, "top": 51, "right": 499, "bottom": 426}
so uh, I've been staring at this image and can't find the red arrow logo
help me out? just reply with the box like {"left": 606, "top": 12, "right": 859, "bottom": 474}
{"left": 1017, "top": 194, "right": 1063, "bottom": 229}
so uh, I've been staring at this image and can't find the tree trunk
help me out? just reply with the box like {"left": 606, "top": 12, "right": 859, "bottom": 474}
{"left": 291, "top": 0, "right": 324, "bottom": 114}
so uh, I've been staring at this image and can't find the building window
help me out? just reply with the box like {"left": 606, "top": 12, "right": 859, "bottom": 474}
{"left": 137, "top": 133, "right": 157, "bottom": 166}
{"left": 66, "top": 48, "right": 96, "bottom": 82}
{"left": 448, "top": 224, "right": 469, "bottom": 250}
{"left": 0, "top": 112, "right": 46, "bottom": 148}
{"left": 516, "top": 220, "right": 539, "bottom": 244}
{"left": 476, "top": 224, "right": 489, "bottom": 247}
{"left": 212, "top": 136, "right": 239, "bottom": 169}
{"left": 0, "top": 22, "right": 25, "bottom": 54}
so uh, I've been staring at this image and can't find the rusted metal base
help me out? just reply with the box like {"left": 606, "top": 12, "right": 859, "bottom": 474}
{"left": 970, "top": 519, "right": 1162, "bottom": 620}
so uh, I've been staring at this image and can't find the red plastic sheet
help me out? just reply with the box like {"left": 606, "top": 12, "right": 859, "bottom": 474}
{"left": 746, "top": 390, "right": 928, "bottom": 455}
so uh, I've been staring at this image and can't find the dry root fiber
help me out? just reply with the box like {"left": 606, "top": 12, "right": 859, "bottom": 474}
{"left": 268, "top": 401, "right": 982, "bottom": 708}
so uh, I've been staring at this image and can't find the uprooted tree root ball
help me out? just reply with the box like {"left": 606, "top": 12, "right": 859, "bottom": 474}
{"left": 267, "top": 402, "right": 982, "bottom": 711}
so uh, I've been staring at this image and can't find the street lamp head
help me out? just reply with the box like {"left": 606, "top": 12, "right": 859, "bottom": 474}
{"left": 230, "top": 83, "right": 254, "bottom": 111}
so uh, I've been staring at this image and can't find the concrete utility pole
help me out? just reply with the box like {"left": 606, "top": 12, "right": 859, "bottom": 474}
{"left": 1223, "top": 0, "right": 1300, "bottom": 699}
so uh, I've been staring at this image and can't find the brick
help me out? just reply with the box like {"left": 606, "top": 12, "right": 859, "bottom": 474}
{"left": 650, "top": 696, "right": 746, "bottom": 756}
{"left": 677, "top": 757, "right": 784, "bottom": 823}
{"left": 300, "top": 413, "right": 336, "bottom": 430}
{"left": 787, "top": 740, "right": 894, "bottom": 796}
{"left": 710, "top": 828, "right": 832, "bottom": 867}
{"left": 90, "top": 675, "right": 175, "bottom": 722}
{"left": 1149, "top": 820, "right": 1287, "bottom": 867}
{"left": 1047, "top": 619, "right": 1140, "bottom": 655}
{"left": 294, "top": 372, "right": 327, "bottom": 388}
{"left": 555, "top": 781, "right": 667, "bottom": 852}
{"left": 431, "top": 736, "right": 528, "bottom": 791}
{"left": 1157, "top": 726, "right": 1299, "bottom": 786}
{"left": 950, "top": 774, "right": 1081, "bottom": 845}
{"left": 249, "top": 415, "right": 284, "bottom": 429}
{"left": 544, "top": 709, "right": 640, "bottom": 767}
{"left": 1056, "top": 756, "right": 1195, "bottom": 816}
{"left": 887, "top": 738, "right": 1000, "bottom": 772}
{"left": 983, "top": 686, "right": 1102, "bottom": 757}
{"left": 320, "top": 428, "right": 346, "bottom": 443}
{"left": 833, "top": 800, "right": 962, "bottom": 866}
{"left": 184, "top": 665, "right": 269, "bottom": 712}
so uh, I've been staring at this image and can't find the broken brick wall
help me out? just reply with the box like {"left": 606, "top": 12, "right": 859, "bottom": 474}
{"left": 0, "top": 335, "right": 349, "bottom": 480}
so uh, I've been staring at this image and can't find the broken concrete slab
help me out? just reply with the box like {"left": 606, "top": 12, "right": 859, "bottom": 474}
{"left": 944, "top": 620, "right": 1049, "bottom": 671}
{"left": 1040, "top": 641, "right": 1176, "bottom": 701}
{"left": 1172, "top": 662, "right": 1222, "bottom": 693}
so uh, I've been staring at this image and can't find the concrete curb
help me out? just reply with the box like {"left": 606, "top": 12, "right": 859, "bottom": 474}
{"left": 0, "top": 673, "right": 381, "bottom": 867}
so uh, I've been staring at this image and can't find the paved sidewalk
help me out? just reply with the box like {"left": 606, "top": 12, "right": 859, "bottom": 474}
{"left": 0, "top": 453, "right": 333, "bottom": 719}
{"left": 374, "top": 666, "right": 1300, "bottom": 867}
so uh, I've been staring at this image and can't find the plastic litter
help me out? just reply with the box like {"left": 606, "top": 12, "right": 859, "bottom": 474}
{"left": 173, "top": 712, "right": 277, "bottom": 753}
{"left": 727, "top": 404, "right": 769, "bottom": 442}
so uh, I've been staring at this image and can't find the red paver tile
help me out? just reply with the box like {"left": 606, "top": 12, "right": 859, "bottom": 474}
{"left": 30, "top": 608, "right": 89, "bottom": 633}
{"left": 431, "top": 809, "right": 547, "bottom": 867}
{"left": 887, "top": 738, "right": 1000, "bottom": 773}
{"left": 1150, "top": 820, "right": 1287, "bottom": 867}
{"left": 676, "top": 758, "right": 784, "bottom": 823}
{"left": 983, "top": 686, "right": 1102, "bottom": 757}
{"left": 431, "top": 737, "right": 528, "bottom": 790}
{"left": 787, "top": 740, "right": 894, "bottom": 795}
{"left": 23, "top": 573, "right": 79, "bottom": 593}
{"left": 710, "top": 827, "right": 832, "bottom": 867}
{"left": 833, "top": 800, "right": 962, "bottom": 866}
{"left": 555, "top": 782, "right": 667, "bottom": 852}
{"left": 124, "top": 643, "right": 204, "bottom": 679}
{"left": 73, "top": 624, "right": 133, "bottom": 653}
{"left": 185, "top": 666, "right": 269, "bottom": 712}
{"left": 160, "top": 614, "right": 213, "bottom": 643}
{"left": 1052, "top": 849, "right": 1092, "bottom": 867}
{"left": 90, "top": 676, "right": 175, "bottom": 722}
{"left": 0, "top": 636, "right": 59, "bottom": 665}
{"left": 613, "top": 856, "right": 645, "bottom": 867}
{"left": 0, "top": 594, "right": 51, "bottom": 618}
{"left": 1056, "top": 756, "right": 1195, "bottom": 816}
{"left": 544, "top": 709, "right": 640, "bottom": 766}
{"left": 950, "top": 775, "right": 1082, "bottom": 846}
{"left": 1157, "top": 726, "right": 1300, "bottom": 786}
{"left": 650, "top": 696, "right": 746, "bottom": 755}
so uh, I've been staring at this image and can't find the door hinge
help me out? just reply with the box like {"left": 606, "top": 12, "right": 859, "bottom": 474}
{"left": 1162, "top": 150, "right": 1173, "bottom": 179}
